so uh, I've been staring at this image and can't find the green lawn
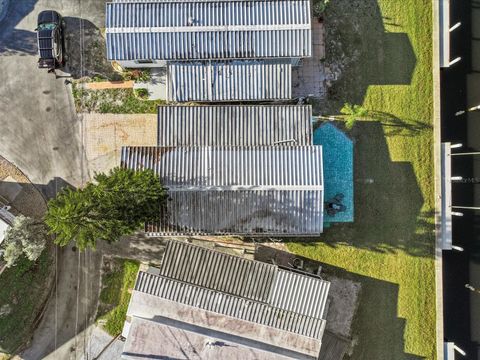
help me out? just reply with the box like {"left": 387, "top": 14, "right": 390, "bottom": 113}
{"left": 0, "top": 250, "right": 54, "bottom": 355}
{"left": 72, "top": 84, "right": 165, "bottom": 114}
{"left": 97, "top": 258, "right": 139, "bottom": 336}
{"left": 289, "top": 0, "right": 436, "bottom": 359}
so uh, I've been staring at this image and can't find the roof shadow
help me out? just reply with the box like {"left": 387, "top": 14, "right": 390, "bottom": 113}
{"left": 62, "top": 16, "right": 118, "bottom": 80}
{"left": 255, "top": 245, "right": 424, "bottom": 360}
{"left": 282, "top": 121, "right": 431, "bottom": 259}
{"left": 323, "top": 0, "right": 417, "bottom": 107}
{"left": 0, "top": 0, "right": 38, "bottom": 56}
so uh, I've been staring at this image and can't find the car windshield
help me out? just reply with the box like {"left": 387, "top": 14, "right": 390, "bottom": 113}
{"left": 38, "top": 23, "right": 56, "bottom": 31}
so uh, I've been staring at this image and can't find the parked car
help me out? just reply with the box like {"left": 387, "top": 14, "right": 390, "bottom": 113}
{"left": 36, "top": 10, "right": 64, "bottom": 70}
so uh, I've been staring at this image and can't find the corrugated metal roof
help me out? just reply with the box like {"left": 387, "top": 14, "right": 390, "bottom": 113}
{"left": 135, "top": 270, "right": 327, "bottom": 340}
{"left": 157, "top": 105, "right": 312, "bottom": 146}
{"left": 160, "top": 240, "right": 276, "bottom": 301}
{"left": 160, "top": 242, "right": 330, "bottom": 321}
{"left": 167, "top": 60, "right": 292, "bottom": 102}
{"left": 121, "top": 145, "right": 324, "bottom": 235}
{"left": 121, "top": 145, "right": 323, "bottom": 189}
{"left": 105, "top": 0, "right": 312, "bottom": 60}
{"left": 147, "top": 190, "right": 323, "bottom": 235}
{"left": 269, "top": 269, "right": 330, "bottom": 319}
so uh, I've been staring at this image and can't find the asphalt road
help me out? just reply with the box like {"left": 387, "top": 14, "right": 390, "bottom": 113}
{"left": 0, "top": 1, "right": 105, "bottom": 359}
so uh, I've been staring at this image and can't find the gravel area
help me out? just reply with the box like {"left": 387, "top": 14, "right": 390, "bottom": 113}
{"left": 0, "top": 156, "right": 47, "bottom": 219}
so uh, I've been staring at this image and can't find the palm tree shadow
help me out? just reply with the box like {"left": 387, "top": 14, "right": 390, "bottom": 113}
{"left": 366, "top": 110, "right": 432, "bottom": 137}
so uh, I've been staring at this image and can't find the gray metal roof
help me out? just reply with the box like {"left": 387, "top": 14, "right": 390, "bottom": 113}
{"left": 121, "top": 145, "right": 323, "bottom": 189}
{"left": 157, "top": 105, "right": 312, "bottom": 146}
{"left": 147, "top": 190, "right": 324, "bottom": 235}
{"left": 167, "top": 60, "right": 292, "bottom": 102}
{"left": 270, "top": 269, "right": 330, "bottom": 319}
{"left": 121, "top": 145, "right": 324, "bottom": 235}
{"left": 160, "top": 240, "right": 276, "bottom": 301}
{"left": 159, "top": 242, "right": 330, "bottom": 320}
{"left": 135, "top": 271, "right": 326, "bottom": 340}
{"left": 105, "top": 0, "right": 312, "bottom": 61}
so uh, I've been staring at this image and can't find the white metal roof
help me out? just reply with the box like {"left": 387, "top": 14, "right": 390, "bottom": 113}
{"left": 121, "top": 146, "right": 324, "bottom": 235}
{"left": 167, "top": 60, "right": 292, "bottom": 102}
{"left": 105, "top": 0, "right": 312, "bottom": 61}
{"left": 0, "top": 218, "right": 9, "bottom": 245}
{"left": 157, "top": 105, "right": 312, "bottom": 146}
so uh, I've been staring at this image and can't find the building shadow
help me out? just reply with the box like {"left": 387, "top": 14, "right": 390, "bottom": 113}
{"left": 322, "top": 0, "right": 416, "bottom": 108}
{"left": 62, "top": 16, "right": 118, "bottom": 80}
{"left": 285, "top": 121, "right": 431, "bottom": 258}
{"left": 255, "top": 245, "right": 424, "bottom": 360}
{"left": 0, "top": 0, "right": 38, "bottom": 56}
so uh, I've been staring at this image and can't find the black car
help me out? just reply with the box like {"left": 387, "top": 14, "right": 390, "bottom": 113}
{"left": 36, "top": 10, "right": 64, "bottom": 69}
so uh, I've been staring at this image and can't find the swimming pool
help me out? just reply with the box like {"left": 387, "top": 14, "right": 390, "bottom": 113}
{"left": 313, "top": 122, "right": 354, "bottom": 224}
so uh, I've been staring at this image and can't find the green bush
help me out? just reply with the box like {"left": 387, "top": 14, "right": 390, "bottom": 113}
{"left": 312, "top": 0, "right": 330, "bottom": 17}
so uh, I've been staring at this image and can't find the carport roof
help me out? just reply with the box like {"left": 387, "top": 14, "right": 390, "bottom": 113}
{"left": 167, "top": 60, "right": 292, "bottom": 102}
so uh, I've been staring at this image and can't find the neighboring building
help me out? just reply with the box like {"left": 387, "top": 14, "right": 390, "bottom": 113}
{"left": 105, "top": 0, "right": 312, "bottom": 101}
{"left": 157, "top": 104, "right": 312, "bottom": 146}
{"left": 0, "top": 206, "right": 14, "bottom": 246}
{"left": 122, "top": 240, "right": 331, "bottom": 360}
{"left": 121, "top": 145, "right": 324, "bottom": 236}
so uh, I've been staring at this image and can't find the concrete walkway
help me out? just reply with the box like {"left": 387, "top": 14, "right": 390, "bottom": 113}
{"left": 133, "top": 68, "right": 167, "bottom": 100}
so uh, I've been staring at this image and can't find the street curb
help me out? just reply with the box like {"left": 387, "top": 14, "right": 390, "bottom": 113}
{"left": 0, "top": 0, "right": 9, "bottom": 23}
{"left": 432, "top": 0, "right": 445, "bottom": 359}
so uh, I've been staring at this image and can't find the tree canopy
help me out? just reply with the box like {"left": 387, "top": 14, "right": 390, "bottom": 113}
{"left": 45, "top": 167, "right": 167, "bottom": 250}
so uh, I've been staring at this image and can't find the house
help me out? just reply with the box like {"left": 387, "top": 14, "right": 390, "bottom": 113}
{"left": 121, "top": 104, "right": 323, "bottom": 236}
{"left": 105, "top": 0, "right": 312, "bottom": 101}
{"left": 105, "top": 0, "right": 312, "bottom": 66}
{"left": 121, "top": 240, "right": 331, "bottom": 360}
{"left": 121, "top": 145, "right": 324, "bottom": 236}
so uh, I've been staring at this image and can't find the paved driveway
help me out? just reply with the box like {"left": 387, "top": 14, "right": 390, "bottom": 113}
{"left": 0, "top": 1, "right": 107, "bottom": 359}
{"left": 0, "top": 0, "right": 107, "bottom": 197}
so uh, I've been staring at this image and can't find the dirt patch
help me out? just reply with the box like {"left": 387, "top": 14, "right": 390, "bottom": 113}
{"left": 83, "top": 114, "right": 157, "bottom": 176}
{"left": 323, "top": 275, "right": 361, "bottom": 338}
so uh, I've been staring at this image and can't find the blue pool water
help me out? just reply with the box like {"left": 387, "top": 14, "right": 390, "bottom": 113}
{"left": 313, "top": 122, "right": 354, "bottom": 224}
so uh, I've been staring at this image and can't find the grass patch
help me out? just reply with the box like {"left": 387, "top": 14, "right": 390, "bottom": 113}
{"left": 72, "top": 84, "right": 164, "bottom": 114}
{"left": 0, "top": 250, "right": 54, "bottom": 354}
{"left": 97, "top": 258, "right": 139, "bottom": 336}
{"left": 289, "top": 0, "right": 436, "bottom": 359}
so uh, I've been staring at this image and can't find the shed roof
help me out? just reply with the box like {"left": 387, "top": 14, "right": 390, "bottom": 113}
{"left": 158, "top": 105, "right": 312, "bottom": 146}
{"left": 105, "top": 0, "right": 312, "bottom": 61}
{"left": 160, "top": 241, "right": 330, "bottom": 319}
{"left": 121, "top": 145, "right": 324, "bottom": 235}
{"left": 167, "top": 60, "right": 292, "bottom": 102}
